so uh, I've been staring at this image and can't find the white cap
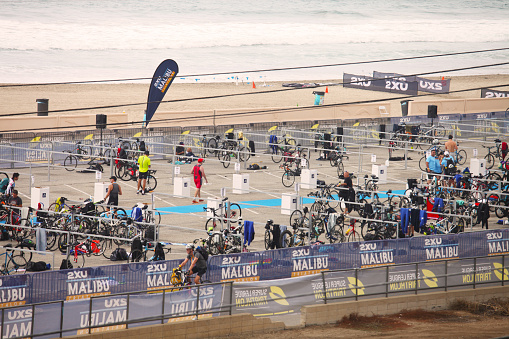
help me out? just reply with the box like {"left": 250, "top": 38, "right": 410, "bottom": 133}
{"left": 444, "top": 151, "right": 450, "bottom": 156}
{"left": 186, "top": 244, "right": 194, "bottom": 250}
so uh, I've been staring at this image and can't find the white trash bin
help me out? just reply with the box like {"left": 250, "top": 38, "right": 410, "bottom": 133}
{"left": 174, "top": 177, "right": 191, "bottom": 198}
{"left": 300, "top": 169, "right": 317, "bottom": 189}
{"left": 233, "top": 174, "right": 249, "bottom": 194}
{"left": 372, "top": 164, "right": 387, "bottom": 184}
{"left": 281, "top": 193, "right": 300, "bottom": 215}
{"left": 31, "top": 187, "right": 50, "bottom": 210}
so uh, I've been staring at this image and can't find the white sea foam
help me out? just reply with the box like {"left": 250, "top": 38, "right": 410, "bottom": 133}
{"left": 1, "top": 0, "right": 508, "bottom": 82}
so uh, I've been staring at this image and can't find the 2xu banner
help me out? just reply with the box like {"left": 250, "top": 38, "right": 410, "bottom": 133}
{"left": 343, "top": 72, "right": 418, "bottom": 95}
{"left": 145, "top": 59, "right": 179, "bottom": 126}
{"left": 481, "top": 88, "right": 509, "bottom": 98}
{"left": 373, "top": 71, "right": 451, "bottom": 94}
{"left": 343, "top": 72, "right": 451, "bottom": 95}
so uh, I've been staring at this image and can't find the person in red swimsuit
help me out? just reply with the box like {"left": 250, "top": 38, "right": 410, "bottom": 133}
{"left": 191, "top": 158, "right": 208, "bottom": 203}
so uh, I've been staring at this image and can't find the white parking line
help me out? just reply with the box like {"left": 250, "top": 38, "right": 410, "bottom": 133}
{"left": 249, "top": 186, "right": 279, "bottom": 198}
{"left": 264, "top": 172, "right": 280, "bottom": 179}
{"left": 244, "top": 208, "right": 259, "bottom": 215}
{"left": 216, "top": 174, "right": 229, "bottom": 180}
{"left": 64, "top": 184, "right": 91, "bottom": 197}
{"left": 317, "top": 171, "right": 338, "bottom": 179}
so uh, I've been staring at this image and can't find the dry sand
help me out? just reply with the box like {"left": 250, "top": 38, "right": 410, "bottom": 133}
{"left": 1, "top": 75, "right": 509, "bottom": 123}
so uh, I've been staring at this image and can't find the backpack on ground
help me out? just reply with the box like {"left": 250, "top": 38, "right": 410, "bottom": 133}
{"left": 445, "top": 157, "right": 456, "bottom": 175}
{"left": 60, "top": 259, "right": 73, "bottom": 270}
{"left": 131, "top": 238, "right": 143, "bottom": 262}
{"left": 196, "top": 247, "right": 209, "bottom": 261}
{"left": 110, "top": 248, "right": 129, "bottom": 261}
{"left": 139, "top": 140, "right": 146, "bottom": 152}
{"left": 27, "top": 261, "right": 48, "bottom": 272}
{"left": 248, "top": 163, "right": 260, "bottom": 170}
{"left": 153, "top": 242, "right": 165, "bottom": 261}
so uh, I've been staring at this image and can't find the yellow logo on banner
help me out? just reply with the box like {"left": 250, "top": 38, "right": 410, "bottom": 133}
{"left": 311, "top": 123, "right": 320, "bottom": 129}
{"left": 353, "top": 122, "right": 360, "bottom": 127}
{"left": 493, "top": 262, "right": 509, "bottom": 281}
{"left": 422, "top": 269, "right": 438, "bottom": 288}
{"left": 225, "top": 128, "right": 234, "bottom": 134}
{"left": 347, "top": 277, "right": 365, "bottom": 295}
{"left": 30, "top": 136, "right": 41, "bottom": 143}
{"left": 491, "top": 122, "right": 500, "bottom": 133}
{"left": 268, "top": 125, "right": 278, "bottom": 132}
{"left": 84, "top": 134, "right": 94, "bottom": 140}
{"left": 133, "top": 132, "right": 142, "bottom": 138}
{"left": 269, "top": 286, "right": 289, "bottom": 306}
{"left": 181, "top": 130, "right": 190, "bottom": 135}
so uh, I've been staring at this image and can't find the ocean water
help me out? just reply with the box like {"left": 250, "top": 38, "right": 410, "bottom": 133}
{"left": 1, "top": 0, "right": 509, "bottom": 83}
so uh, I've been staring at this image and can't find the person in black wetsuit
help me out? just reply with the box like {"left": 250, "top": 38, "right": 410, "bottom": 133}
{"left": 104, "top": 176, "right": 122, "bottom": 215}
{"left": 337, "top": 171, "right": 354, "bottom": 214}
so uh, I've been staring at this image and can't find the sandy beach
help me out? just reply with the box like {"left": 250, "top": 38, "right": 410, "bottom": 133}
{"left": 1, "top": 75, "right": 509, "bottom": 125}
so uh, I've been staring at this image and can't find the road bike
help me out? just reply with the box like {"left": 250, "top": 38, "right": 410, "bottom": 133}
{"left": 203, "top": 198, "right": 242, "bottom": 231}
{"left": 0, "top": 245, "right": 26, "bottom": 275}
{"left": 271, "top": 134, "right": 297, "bottom": 163}
{"left": 483, "top": 139, "right": 504, "bottom": 169}
{"left": 281, "top": 161, "right": 301, "bottom": 188}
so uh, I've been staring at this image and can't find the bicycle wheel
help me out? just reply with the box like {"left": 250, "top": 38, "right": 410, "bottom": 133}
{"left": 485, "top": 153, "right": 495, "bottom": 170}
{"left": 114, "top": 225, "right": 128, "bottom": 245}
{"left": 495, "top": 201, "right": 508, "bottom": 219}
{"left": 207, "top": 233, "right": 224, "bottom": 255}
{"left": 90, "top": 239, "right": 105, "bottom": 256}
{"left": 46, "top": 230, "right": 58, "bottom": 251}
{"left": 207, "top": 138, "right": 218, "bottom": 155}
{"left": 271, "top": 147, "right": 283, "bottom": 163}
{"left": 114, "top": 208, "right": 128, "bottom": 219}
{"left": 222, "top": 153, "right": 230, "bottom": 168}
{"left": 146, "top": 175, "right": 158, "bottom": 191}
{"left": 227, "top": 203, "right": 242, "bottom": 223}
{"left": 388, "top": 195, "right": 402, "bottom": 209}
{"left": 64, "top": 155, "right": 78, "bottom": 171}
{"left": 238, "top": 147, "right": 251, "bottom": 162}
{"left": 68, "top": 252, "right": 85, "bottom": 268}
{"left": 456, "top": 149, "right": 467, "bottom": 165}
{"left": 264, "top": 229, "right": 273, "bottom": 250}
{"left": 336, "top": 162, "right": 344, "bottom": 178}
{"left": 486, "top": 172, "right": 502, "bottom": 191}
{"left": 419, "top": 156, "right": 427, "bottom": 172}
{"left": 347, "top": 229, "right": 361, "bottom": 244}
{"left": 7, "top": 255, "right": 26, "bottom": 274}
{"left": 101, "top": 239, "right": 115, "bottom": 259}
{"left": 399, "top": 196, "right": 411, "bottom": 208}
{"left": 280, "top": 230, "right": 293, "bottom": 248}
{"left": 205, "top": 218, "right": 221, "bottom": 231}
{"left": 325, "top": 193, "right": 339, "bottom": 209}
{"left": 13, "top": 244, "right": 32, "bottom": 267}
{"left": 282, "top": 170, "right": 295, "bottom": 187}
{"left": 328, "top": 222, "right": 345, "bottom": 244}
{"left": 290, "top": 209, "right": 303, "bottom": 227}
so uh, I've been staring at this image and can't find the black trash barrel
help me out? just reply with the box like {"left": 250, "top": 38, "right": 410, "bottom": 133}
{"left": 36, "top": 99, "right": 49, "bottom": 116}
{"left": 400, "top": 100, "right": 412, "bottom": 117}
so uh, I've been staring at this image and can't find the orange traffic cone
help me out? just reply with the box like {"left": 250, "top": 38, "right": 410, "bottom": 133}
{"left": 252, "top": 82, "right": 256, "bottom": 89}
{"left": 325, "top": 86, "right": 329, "bottom": 93}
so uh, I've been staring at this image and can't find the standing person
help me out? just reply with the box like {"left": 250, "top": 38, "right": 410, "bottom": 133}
{"left": 137, "top": 150, "right": 151, "bottom": 195}
{"left": 1, "top": 173, "right": 19, "bottom": 196}
{"left": 337, "top": 171, "right": 354, "bottom": 214}
{"left": 441, "top": 151, "right": 456, "bottom": 186}
{"left": 8, "top": 190, "right": 22, "bottom": 207}
{"left": 191, "top": 158, "right": 208, "bottom": 203}
{"left": 179, "top": 244, "right": 208, "bottom": 285}
{"left": 444, "top": 135, "right": 458, "bottom": 159}
{"left": 104, "top": 176, "right": 122, "bottom": 214}
{"left": 426, "top": 149, "right": 442, "bottom": 184}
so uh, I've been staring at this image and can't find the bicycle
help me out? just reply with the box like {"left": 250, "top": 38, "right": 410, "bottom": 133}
{"left": 329, "top": 151, "right": 349, "bottom": 178}
{"left": 281, "top": 161, "right": 301, "bottom": 188}
{"left": 483, "top": 139, "right": 505, "bottom": 169}
{"left": 271, "top": 134, "right": 297, "bottom": 163}
{"left": 218, "top": 140, "right": 251, "bottom": 168}
{"left": 0, "top": 245, "right": 26, "bottom": 275}
{"left": 170, "top": 267, "right": 212, "bottom": 289}
{"left": 203, "top": 197, "right": 242, "bottom": 231}
{"left": 200, "top": 134, "right": 221, "bottom": 157}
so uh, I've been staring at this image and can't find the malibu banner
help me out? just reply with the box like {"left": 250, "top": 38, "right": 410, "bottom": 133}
{"left": 145, "top": 59, "right": 179, "bottom": 126}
